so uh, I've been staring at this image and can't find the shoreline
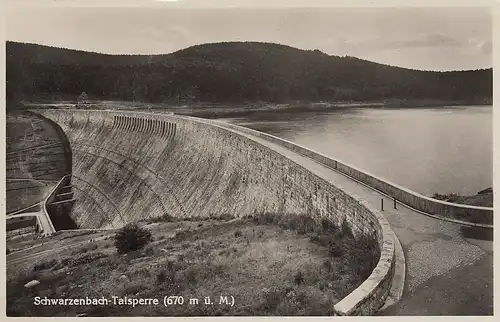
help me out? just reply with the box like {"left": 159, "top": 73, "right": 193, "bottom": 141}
{"left": 431, "top": 188, "right": 493, "bottom": 208}
{"left": 20, "top": 99, "right": 493, "bottom": 119}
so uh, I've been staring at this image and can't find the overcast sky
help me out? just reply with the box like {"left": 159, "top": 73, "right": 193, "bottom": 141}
{"left": 5, "top": 1, "right": 493, "bottom": 71}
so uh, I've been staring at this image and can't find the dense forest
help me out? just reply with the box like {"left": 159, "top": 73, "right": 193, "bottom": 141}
{"left": 6, "top": 41, "right": 493, "bottom": 106}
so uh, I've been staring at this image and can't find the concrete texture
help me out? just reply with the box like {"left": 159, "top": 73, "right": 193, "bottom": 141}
{"left": 35, "top": 109, "right": 396, "bottom": 316}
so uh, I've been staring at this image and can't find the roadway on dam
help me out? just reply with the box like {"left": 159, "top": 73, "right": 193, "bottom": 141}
{"left": 217, "top": 121, "right": 493, "bottom": 316}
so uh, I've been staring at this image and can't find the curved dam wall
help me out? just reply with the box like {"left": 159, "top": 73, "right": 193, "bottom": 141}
{"left": 212, "top": 121, "right": 493, "bottom": 226}
{"left": 35, "top": 109, "right": 395, "bottom": 315}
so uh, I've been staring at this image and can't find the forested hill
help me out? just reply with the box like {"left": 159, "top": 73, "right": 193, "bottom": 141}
{"left": 6, "top": 41, "right": 493, "bottom": 105}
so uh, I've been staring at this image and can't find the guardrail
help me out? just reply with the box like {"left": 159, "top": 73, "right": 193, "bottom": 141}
{"left": 212, "top": 120, "right": 493, "bottom": 227}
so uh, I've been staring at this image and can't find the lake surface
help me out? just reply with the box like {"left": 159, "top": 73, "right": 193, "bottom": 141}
{"left": 219, "top": 105, "right": 492, "bottom": 196}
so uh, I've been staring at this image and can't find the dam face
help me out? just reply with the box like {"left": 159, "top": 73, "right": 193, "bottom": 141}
{"left": 26, "top": 109, "right": 396, "bottom": 315}
{"left": 36, "top": 109, "right": 385, "bottom": 241}
{"left": 41, "top": 109, "right": 289, "bottom": 228}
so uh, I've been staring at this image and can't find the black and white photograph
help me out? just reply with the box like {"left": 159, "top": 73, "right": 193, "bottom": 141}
{"left": 3, "top": 0, "right": 495, "bottom": 317}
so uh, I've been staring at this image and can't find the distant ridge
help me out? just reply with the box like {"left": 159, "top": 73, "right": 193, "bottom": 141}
{"left": 6, "top": 41, "right": 493, "bottom": 105}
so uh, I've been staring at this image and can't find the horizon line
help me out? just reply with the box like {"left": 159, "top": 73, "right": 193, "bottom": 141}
{"left": 6, "top": 39, "right": 493, "bottom": 73}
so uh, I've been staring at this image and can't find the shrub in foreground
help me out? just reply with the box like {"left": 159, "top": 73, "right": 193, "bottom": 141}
{"left": 33, "top": 258, "right": 58, "bottom": 272}
{"left": 114, "top": 223, "right": 152, "bottom": 254}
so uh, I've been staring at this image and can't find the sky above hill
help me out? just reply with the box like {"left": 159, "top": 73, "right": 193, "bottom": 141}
{"left": 5, "top": 1, "right": 493, "bottom": 71}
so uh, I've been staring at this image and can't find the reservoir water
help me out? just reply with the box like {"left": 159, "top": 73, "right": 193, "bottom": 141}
{"left": 220, "top": 105, "right": 492, "bottom": 197}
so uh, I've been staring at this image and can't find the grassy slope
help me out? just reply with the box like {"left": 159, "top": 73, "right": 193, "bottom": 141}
{"left": 7, "top": 214, "right": 378, "bottom": 317}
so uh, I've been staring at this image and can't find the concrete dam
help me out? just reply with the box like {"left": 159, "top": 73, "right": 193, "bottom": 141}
{"left": 10, "top": 108, "right": 394, "bottom": 315}
{"left": 34, "top": 110, "right": 393, "bottom": 234}
{"left": 8, "top": 108, "right": 493, "bottom": 315}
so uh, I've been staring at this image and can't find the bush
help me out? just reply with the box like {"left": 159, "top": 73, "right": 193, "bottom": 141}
{"left": 185, "top": 266, "right": 199, "bottom": 285}
{"left": 347, "top": 235, "right": 380, "bottom": 279}
{"left": 309, "top": 233, "right": 320, "bottom": 244}
{"left": 341, "top": 220, "right": 353, "bottom": 238}
{"left": 33, "top": 258, "right": 58, "bottom": 271}
{"left": 322, "top": 259, "right": 332, "bottom": 273}
{"left": 149, "top": 213, "right": 175, "bottom": 223}
{"left": 277, "top": 214, "right": 316, "bottom": 234}
{"left": 70, "top": 241, "right": 98, "bottom": 256}
{"left": 211, "top": 213, "right": 235, "bottom": 221}
{"left": 156, "top": 266, "right": 176, "bottom": 285}
{"left": 157, "top": 270, "right": 167, "bottom": 283}
{"left": 328, "top": 243, "right": 344, "bottom": 258}
{"left": 120, "top": 282, "right": 147, "bottom": 296}
{"left": 145, "top": 245, "right": 156, "bottom": 255}
{"left": 114, "top": 224, "right": 152, "bottom": 254}
{"left": 262, "top": 286, "right": 286, "bottom": 310}
{"left": 294, "top": 271, "right": 304, "bottom": 285}
{"left": 69, "top": 252, "right": 107, "bottom": 267}
{"left": 320, "top": 218, "right": 336, "bottom": 232}
{"left": 254, "top": 212, "right": 278, "bottom": 225}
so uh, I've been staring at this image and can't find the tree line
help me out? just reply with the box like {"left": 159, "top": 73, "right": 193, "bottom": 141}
{"left": 6, "top": 41, "right": 493, "bottom": 106}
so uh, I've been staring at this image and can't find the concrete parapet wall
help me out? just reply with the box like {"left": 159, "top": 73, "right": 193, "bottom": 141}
{"left": 213, "top": 120, "right": 493, "bottom": 226}
{"left": 35, "top": 109, "right": 395, "bottom": 315}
